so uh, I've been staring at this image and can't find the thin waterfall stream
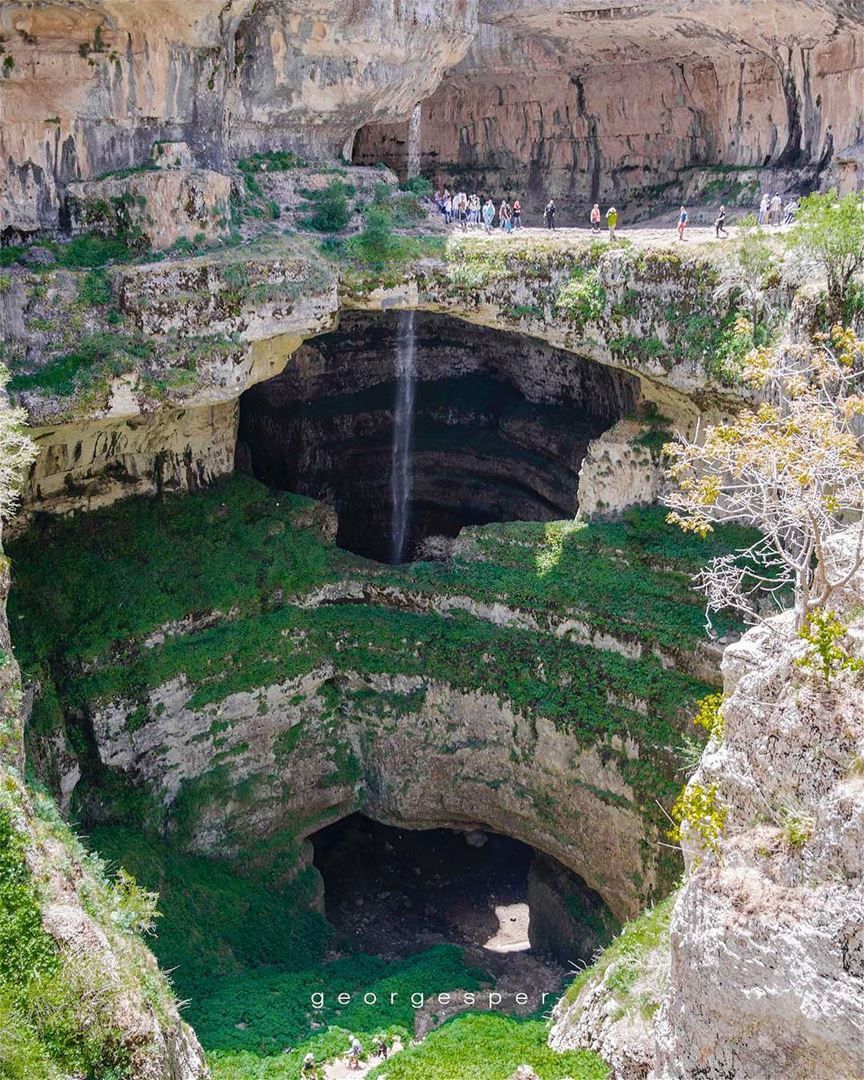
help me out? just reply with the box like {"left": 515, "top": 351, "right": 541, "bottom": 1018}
{"left": 390, "top": 309, "right": 417, "bottom": 563}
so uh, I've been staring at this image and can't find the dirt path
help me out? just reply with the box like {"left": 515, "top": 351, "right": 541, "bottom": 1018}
{"left": 322, "top": 1038, "right": 404, "bottom": 1080}
{"left": 442, "top": 221, "right": 793, "bottom": 250}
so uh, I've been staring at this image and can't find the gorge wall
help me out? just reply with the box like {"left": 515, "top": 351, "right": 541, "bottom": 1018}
{"left": 355, "top": 2, "right": 864, "bottom": 214}
{"left": 0, "top": 0, "right": 475, "bottom": 235}
{"left": 4, "top": 1, "right": 864, "bottom": 236}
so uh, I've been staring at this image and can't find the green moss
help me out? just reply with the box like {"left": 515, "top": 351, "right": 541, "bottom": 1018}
{"left": 7, "top": 330, "right": 153, "bottom": 396}
{"left": 89, "top": 826, "right": 332, "bottom": 998}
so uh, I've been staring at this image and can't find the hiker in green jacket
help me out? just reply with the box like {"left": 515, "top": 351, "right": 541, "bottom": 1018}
{"left": 606, "top": 206, "right": 618, "bottom": 239}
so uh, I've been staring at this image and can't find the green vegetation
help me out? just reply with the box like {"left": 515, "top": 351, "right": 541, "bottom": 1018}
{"left": 367, "top": 1014, "right": 609, "bottom": 1080}
{"left": 90, "top": 826, "right": 331, "bottom": 995}
{"left": 9, "top": 475, "right": 350, "bottom": 666}
{"left": 0, "top": 232, "right": 140, "bottom": 271}
{"left": 556, "top": 267, "right": 606, "bottom": 328}
{"left": 796, "top": 609, "right": 864, "bottom": 686}
{"left": 560, "top": 893, "right": 675, "bottom": 1022}
{"left": 300, "top": 180, "right": 351, "bottom": 232}
{"left": 788, "top": 190, "right": 864, "bottom": 320}
{"left": 8, "top": 476, "right": 753, "bottom": 898}
{"left": 7, "top": 329, "right": 153, "bottom": 396}
{"left": 0, "top": 788, "right": 175, "bottom": 1079}
{"left": 669, "top": 782, "right": 727, "bottom": 856}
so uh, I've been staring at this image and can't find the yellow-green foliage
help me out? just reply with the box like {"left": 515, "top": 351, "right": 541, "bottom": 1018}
{"left": 669, "top": 782, "right": 727, "bottom": 855}
{"left": 692, "top": 693, "right": 725, "bottom": 740}
{"left": 556, "top": 268, "right": 606, "bottom": 328}
{"left": 796, "top": 608, "right": 864, "bottom": 686}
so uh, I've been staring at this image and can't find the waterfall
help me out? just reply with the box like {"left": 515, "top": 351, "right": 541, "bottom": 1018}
{"left": 390, "top": 310, "right": 417, "bottom": 563}
{"left": 407, "top": 103, "right": 422, "bottom": 180}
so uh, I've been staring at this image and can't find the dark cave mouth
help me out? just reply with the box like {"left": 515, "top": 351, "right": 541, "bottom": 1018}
{"left": 310, "top": 814, "right": 617, "bottom": 966}
{"left": 236, "top": 311, "right": 640, "bottom": 563}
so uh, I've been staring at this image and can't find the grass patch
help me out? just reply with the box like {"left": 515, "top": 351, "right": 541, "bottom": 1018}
{"left": 366, "top": 1013, "right": 609, "bottom": 1080}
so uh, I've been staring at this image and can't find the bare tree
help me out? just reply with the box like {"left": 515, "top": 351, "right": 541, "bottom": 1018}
{"left": 665, "top": 327, "right": 864, "bottom": 630}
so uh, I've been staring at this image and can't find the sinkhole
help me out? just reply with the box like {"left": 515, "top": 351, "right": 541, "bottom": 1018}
{"left": 310, "top": 814, "right": 616, "bottom": 967}
{"left": 237, "top": 311, "right": 639, "bottom": 562}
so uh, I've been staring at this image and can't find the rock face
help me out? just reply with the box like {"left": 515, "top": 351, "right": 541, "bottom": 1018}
{"left": 4, "top": 1, "right": 864, "bottom": 234}
{"left": 652, "top": 528, "right": 864, "bottom": 1078}
{"left": 355, "top": 1, "right": 864, "bottom": 214}
{"left": 89, "top": 669, "right": 657, "bottom": 925}
{"left": 577, "top": 419, "right": 667, "bottom": 520}
{"left": 67, "top": 168, "right": 231, "bottom": 250}
{"left": 0, "top": 0, "right": 475, "bottom": 235}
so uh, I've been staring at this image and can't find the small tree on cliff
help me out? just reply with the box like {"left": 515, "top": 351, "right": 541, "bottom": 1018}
{"left": 717, "top": 222, "right": 776, "bottom": 337}
{"left": 787, "top": 190, "right": 864, "bottom": 320}
{"left": 665, "top": 327, "right": 864, "bottom": 630}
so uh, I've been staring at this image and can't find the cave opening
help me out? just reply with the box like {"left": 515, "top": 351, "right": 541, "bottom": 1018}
{"left": 310, "top": 814, "right": 617, "bottom": 970}
{"left": 237, "top": 311, "right": 640, "bottom": 563}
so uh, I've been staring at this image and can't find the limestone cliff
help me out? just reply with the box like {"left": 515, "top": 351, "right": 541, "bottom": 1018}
{"left": 652, "top": 528, "right": 864, "bottom": 1079}
{"left": 355, "top": 1, "right": 864, "bottom": 213}
{"left": 552, "top": 527, "right": 864, "bottom": 1078}
{"left": 0, "top": 0, "right": 475, "bottom": 235}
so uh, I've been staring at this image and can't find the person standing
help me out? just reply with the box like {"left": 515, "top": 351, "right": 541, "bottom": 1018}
{"left": 758, "top": 192, "right": 770, "bottom": 226}
{"left": 606, "top": 205, "right": 618, "bottom": 239}
{"left": 443, "top": 190, "right": 452, "bottom": 224}
{"left": 715, "top": 204, "right": 728, "bottom": 238}
{"left": 590, "top": 203, "right": 601, "bottom": 233}
{"left": 784, "top": 197, "right": 798, "bottom": 225}
{"left": 483, "top": 197, "right": 496, "bottom": 231}
{"left": 544, "top": 199, "right": 556, "bottom": 229}
{"left": 677, "top": 205, "right": 688, "bottom": 241}
{"left": 770, "top": 192, "right": 783, "bottom": 226}
{"left": 512, "top": 198, "right": 522, "bottom": 228}
{"left": 499, "top": 198, "right": 509, "bottom": 230}
{"left": 347, "top": 1034, "right": 363, "bottom": 1070}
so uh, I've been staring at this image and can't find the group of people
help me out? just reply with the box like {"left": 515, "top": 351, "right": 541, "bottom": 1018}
{"left": 434, "top": 187, "right": 800, "bottom": 238}
{"left": 758, "top": 191, "right": 799, "bottom": 226}
{"left": 300, "top": 1032, "right": 391, "bottom": 1076}
{"left": 434, "top": 189, "right": 523, "bottom": 231}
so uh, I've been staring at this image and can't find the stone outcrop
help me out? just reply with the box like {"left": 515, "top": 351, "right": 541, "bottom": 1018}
{"left": 577, "top": 419, "right": 668, "bottom": 520}
{"left": 553, "top": 526, "right": 864, "bottom": 1078}
{"left": 66, "top": 168, "right": 231, "bottom": 250}
{"left": 89, "top": 669, "right": 657, "bottom": 925}
{"left": 651, "top": 528, "right": 864, "bottom": 1079}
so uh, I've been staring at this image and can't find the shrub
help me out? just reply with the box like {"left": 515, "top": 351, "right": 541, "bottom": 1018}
{"left": 691, "top": 693, "right": 724, "bottom": 740}
{"left": 556, "top": 269, "right": 606, "bottom": 328}
{"left": 400, "top": 175, "right": 433, "bottom": 198}
{"left": 301, "top": 181, "right": 351, "bottom": 232}
{"left": 669, "top": 782, "right": 727, "bottom": 856}
{"left": 77, "top": 269, "right": 113, "bottom": 307}
{"left": 796, "top": 608, "right": 864, "bottom": 686}
{"left": 346, "top": 206, "right": 401, "bottom": 267}
{"left": 788, "top": 190, "right": 864, "bottom": 320}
